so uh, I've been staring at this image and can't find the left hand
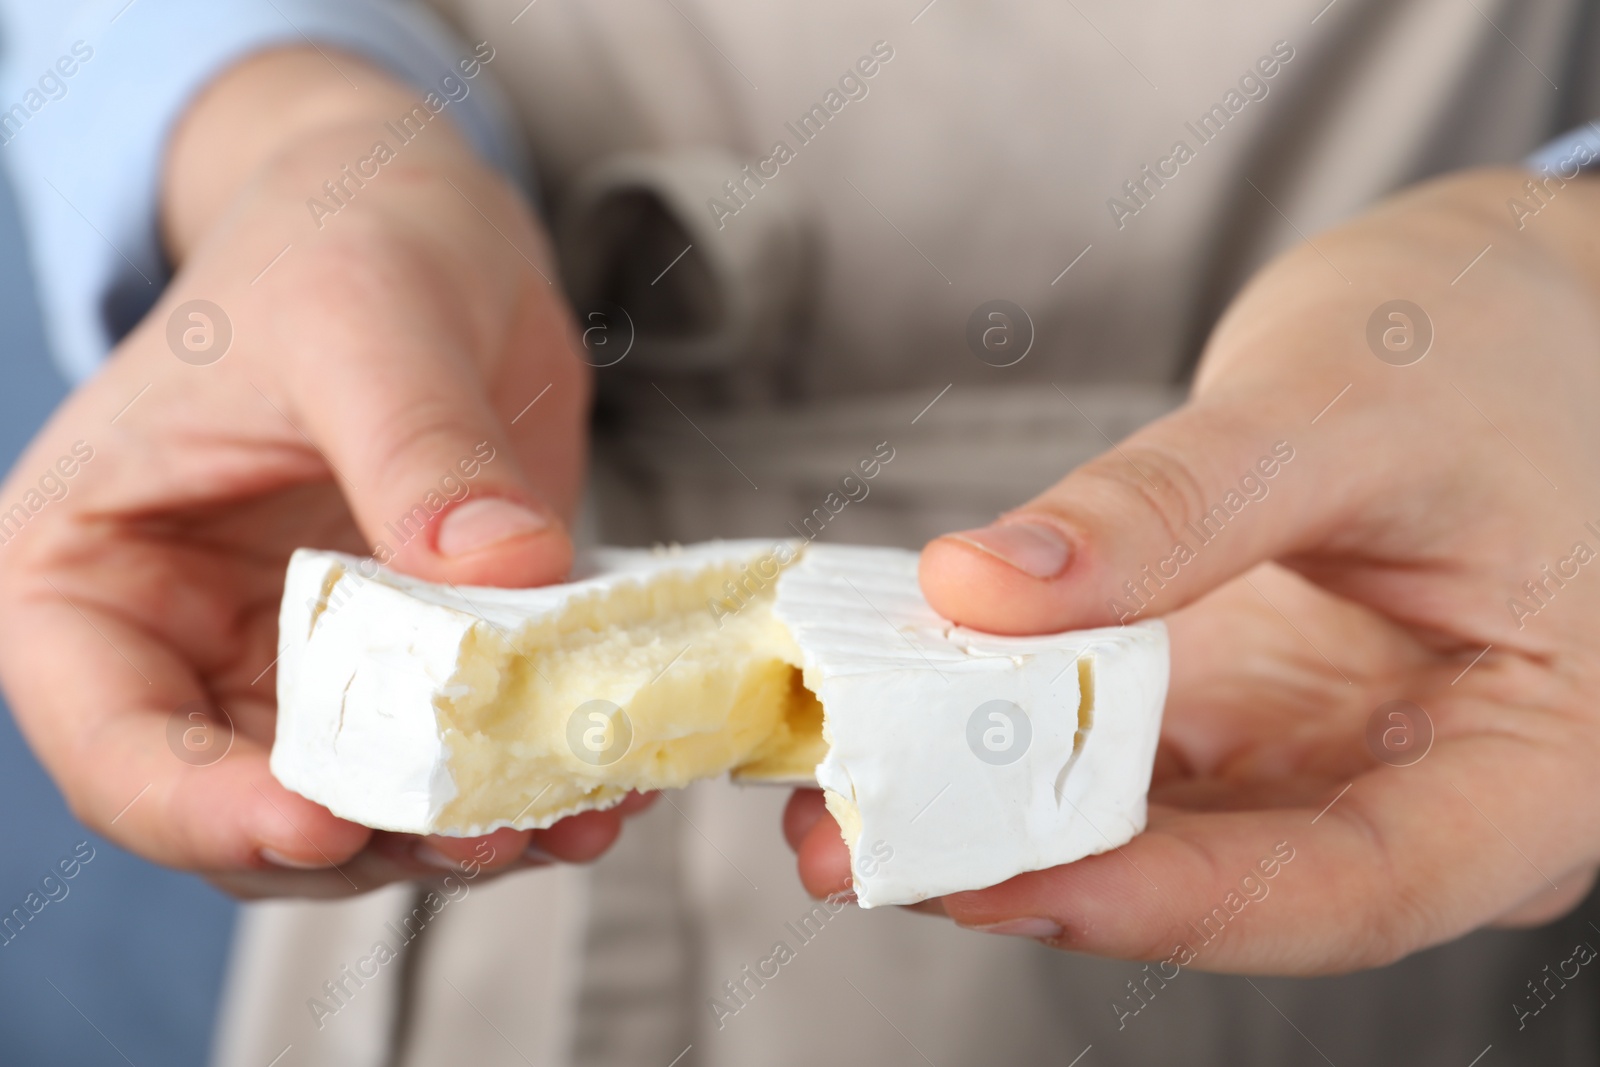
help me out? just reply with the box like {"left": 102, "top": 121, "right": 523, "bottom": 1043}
{"left": 0, "top": 47, "right": 631, "bottom": 899}
{"left": 788, "top": 166, "right": 1600, "bottom": 974}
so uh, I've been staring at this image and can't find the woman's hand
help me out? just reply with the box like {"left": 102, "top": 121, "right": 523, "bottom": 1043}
{"left": 792, "top": 167, "right": 1600, "bottom": 973}
{"left": 0, "top": 47, "right": 637, "bottom": 898}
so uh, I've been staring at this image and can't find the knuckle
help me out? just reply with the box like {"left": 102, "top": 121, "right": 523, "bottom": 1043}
{"left": 1324, "top": 802, "right": 1417, "bottom": 970}
{"left": 1109, "top": 831, "right": 1229, "bottom": 962}
{"left": 276, "top": 223, "right": 517, "bottom": 383}
{"left": 361, "top": 402, "right": 482, "bottom": 491}
{"left": 1074, "top": 443, "right": 1209, "bottom": 549}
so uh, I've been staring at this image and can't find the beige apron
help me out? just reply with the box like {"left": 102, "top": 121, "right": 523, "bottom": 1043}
{"left": 214, "top": 1, "right": 1600, "bottom": 1062}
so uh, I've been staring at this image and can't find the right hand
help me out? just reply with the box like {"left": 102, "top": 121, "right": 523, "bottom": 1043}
{"left": 790, "top": 167, "right": 1600, "bottom": 971}
{"left": 0, "top": 47, "right": 636, "bottom": 898}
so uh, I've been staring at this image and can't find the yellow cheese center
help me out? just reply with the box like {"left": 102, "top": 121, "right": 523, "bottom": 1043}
{"left": 434, "top": 558, "right": 828, "bottom": 833}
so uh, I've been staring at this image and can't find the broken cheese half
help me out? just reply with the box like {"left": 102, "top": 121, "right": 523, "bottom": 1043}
{"left": 271, "top": 541, "right": 1168, "bottom": 907}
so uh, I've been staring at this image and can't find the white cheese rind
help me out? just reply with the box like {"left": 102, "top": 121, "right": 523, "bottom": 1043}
{"left": 271, "top": 542, "right": 1168, "bottom": 907}
{"left": 274, "top": 556, "right": 465, "bottom": 833}
{"left": 272, "top": 541, "right": 786, "bottom": 834}
{"left": 775, "top": 545, "right": 1167, "bottom": 906}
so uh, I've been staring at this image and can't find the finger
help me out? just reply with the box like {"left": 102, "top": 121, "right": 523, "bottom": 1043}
{"left": 278, "top": 269, "right": 585, "bottom": 589}
{"left": 936, "top": 725, "right": 1599, "bottom": 973}
{"left": 919, "top": 400, "right": 1334, "bottom": 634}
{"left": 120, "top": 720, "right": 372, "bottom": 875}
{"left": 147, "top": 725, "right": 373, "bottom": 874}
{"left": 2, "top": 602, "right": 373, "bottom": 878}
{"left": 527, "top": 809, "right": 623, "bottom": 864}
{"left": 1491, "top": 865, "right": 1598, "bottom": 928}
{"left": 212, "top": 805, "right": 637, "bottom": 898}
{"left": 210, "top": 868, "right": 383, "bottom": 901}
{"left": 213, "top": 833, "right": 532, "bottom": 900}
{"left": 414, "top": 828, "right": 530, "bottom": 873}
{"left": 899, "top": 899, "right": 949, "bottom": 919}
{"left": 796, "top": 808, "right": 853, "bottom": 899}
{"left": 783, "top": 789, "right": 827, "bottom": 852}
{"left": 218, "top": 834, "right": 416, "bottom": 899}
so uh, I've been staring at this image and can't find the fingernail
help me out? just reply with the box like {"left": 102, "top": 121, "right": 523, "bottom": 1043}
{"left": 524, "top": 842, "right": 558, "bottom": 865}
{"left": 968, "top": 917, "right": 1063, "bottom": 941}
{"left": 437, "top": 497, "right": 549, "bottom": 557}
{"left": 948, "top": 520, "right": 1070, "bottom": 579}
{"left": 260, "top": 847, "right": 330, "bottom": 870}
{"left": 413, "top": 844, "right": 464, "bottom": 872}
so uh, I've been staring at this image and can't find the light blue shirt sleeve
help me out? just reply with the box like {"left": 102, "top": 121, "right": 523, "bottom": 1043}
{"left": 1526, "top": 122, "right": 1600, "bottom": 177}
{"left": 0, "top": 0, "right": 529, "bottom": 382}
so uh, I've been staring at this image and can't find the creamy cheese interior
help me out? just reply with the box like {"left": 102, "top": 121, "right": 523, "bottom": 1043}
{"left": 433, "top": 558, "right": 829, "bottom": 832}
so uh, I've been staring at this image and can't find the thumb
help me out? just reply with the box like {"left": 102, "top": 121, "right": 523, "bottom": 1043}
{"left": 290, "top": 342, "right": 579, "bottom": 589}
{"left": 920, "top": 400, "right": 1315, "bottom": 634}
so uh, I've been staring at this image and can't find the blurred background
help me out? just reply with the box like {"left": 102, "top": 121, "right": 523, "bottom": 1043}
{"left": 0, "top": 171, "right": 234, "bottom": 1067}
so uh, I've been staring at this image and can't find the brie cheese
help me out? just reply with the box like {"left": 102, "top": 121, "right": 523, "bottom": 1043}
{"left": 271, "top": 540, "right": 1167, "bottom": 907}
